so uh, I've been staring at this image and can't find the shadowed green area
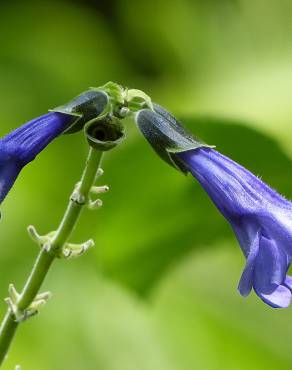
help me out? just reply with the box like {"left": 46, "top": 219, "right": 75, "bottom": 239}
{"left": 0, "top": 0, "right": 292, "bottom": 369}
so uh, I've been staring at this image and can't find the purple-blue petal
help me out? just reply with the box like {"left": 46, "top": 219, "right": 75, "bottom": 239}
{"left": 254, "top": 235, "right": 287, "bottom": 288}
{"left": 284, "top": 275, "right": 292, "bottom": 290}
{"left": 178, "top": 148, "right": 292, "bottom": 216}
{"left": 0, "top": 156, "right": 22, "bottom": 204}
{"left": 238, "top": 230, "right": 260, "bottom": 297}
{"left": 254, "top": 284, "right": 291, "bottom": 308}
{"left": 177, "top": 147, "right": 292, "bottom": 308}
{"left": 0, "top": 112, "right": 73, "bottom": 204}
{"left": 1, "top": 112, "right": 74, "bottom": 164}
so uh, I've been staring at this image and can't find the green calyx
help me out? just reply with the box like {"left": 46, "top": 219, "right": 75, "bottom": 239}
{"left": 84, "top": 116, "right": 125, "bottom": 152}
{"left": 136, "top": 104, "right": 214, "bottom": 173}
{"left": 50, "top": 82, "right": 154, "bottom": 135}
{"left": 50, "top": 82, "right": 212, "bottom": 162}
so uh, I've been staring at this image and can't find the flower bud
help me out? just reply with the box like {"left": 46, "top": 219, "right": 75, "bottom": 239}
{"left": 84, "top": 116, "right": 125, "bottom": 151}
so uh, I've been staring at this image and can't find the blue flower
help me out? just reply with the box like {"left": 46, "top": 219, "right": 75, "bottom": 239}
{"left": 178, "top": 148, "right": 292, "bottom": 308}
{"left": 0, "top": 89, "right": 109, "bottom": 206}
{"left": 0, "top": 112, "right": 73, "bottom": 204}
{"left": 136, "top": 106, "right": 292, "bottom": 308}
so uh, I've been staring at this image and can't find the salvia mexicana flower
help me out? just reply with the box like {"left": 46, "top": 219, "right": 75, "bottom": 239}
{"left": 136, "top": 104, "right": 292, "bottom": 308}
{"left": 0, "top": 112, "right": 73, "bottom": 205}
{"left": 0, "top": 89, "right": 109, "bottom": 205}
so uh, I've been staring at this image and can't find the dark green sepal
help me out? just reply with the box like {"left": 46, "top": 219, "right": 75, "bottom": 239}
{"left": 50, "top": 90, "right": 109, "bottom": 134}
{"left": 84, "top": 115, "right": 125, "bottom": 151}
{"left": 136, "top": 104, "right": 212, "bottom": 173}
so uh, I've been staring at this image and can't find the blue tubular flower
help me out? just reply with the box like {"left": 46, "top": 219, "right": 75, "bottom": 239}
{"left": 178, "top": 148, "right": 292, "bottom": 308}
{"left": 136, "top": 105, "right": 292, "bottom": 308}
{"left": 0, "top": 112, "right": 74, "bottom": 204}
{"left": 0, "top": 89, "right": 109, "bottom": 205}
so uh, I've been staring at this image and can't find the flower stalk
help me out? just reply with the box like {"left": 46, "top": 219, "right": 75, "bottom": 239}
{"left": 0, "top": 82, "right": 153, "bottom": 367}
{"left": 0, "top": 147, "right": 103, "bottom": 366}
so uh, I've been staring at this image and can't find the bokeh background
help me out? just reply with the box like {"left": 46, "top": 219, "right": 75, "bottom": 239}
{"left": 1, "top": 0, "right": 292, "bottom": 369}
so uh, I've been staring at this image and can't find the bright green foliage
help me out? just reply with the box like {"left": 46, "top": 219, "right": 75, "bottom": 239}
{"left": 1, "top": 0, "right": 292, "bottom": 369}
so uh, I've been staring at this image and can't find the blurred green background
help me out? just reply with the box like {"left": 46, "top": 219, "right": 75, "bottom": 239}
{"left": 1, "top": 0, "right": 292, "bottom": 369}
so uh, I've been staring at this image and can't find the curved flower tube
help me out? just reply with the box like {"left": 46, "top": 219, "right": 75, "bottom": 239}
{"left": 0, "top": 112, "right": 74, "bottom": 204}
{"left": 178, "top": 148, "right": 292, "bottom": 308}
{"left": 136, "top": 106, "right": 292, "bottom": 308}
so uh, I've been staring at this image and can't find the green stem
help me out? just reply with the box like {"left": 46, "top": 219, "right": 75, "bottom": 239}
{"left": 0, "top": 148, "right": 103, "bottom": 367}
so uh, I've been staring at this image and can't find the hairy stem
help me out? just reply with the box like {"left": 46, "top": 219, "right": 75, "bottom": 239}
{"left": 0, "top": 148, "right": 103, "bottom": 366}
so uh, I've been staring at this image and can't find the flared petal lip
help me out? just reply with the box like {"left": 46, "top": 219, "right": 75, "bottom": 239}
{"left": 177, "top": 148, "right": 292, "bottom": 308}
